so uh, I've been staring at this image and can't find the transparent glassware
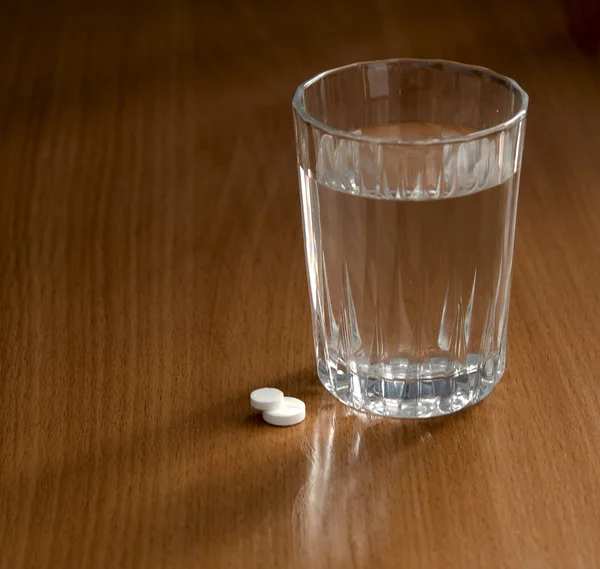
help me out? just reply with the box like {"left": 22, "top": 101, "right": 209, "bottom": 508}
{"left": 293, "top": 59, "right": 528, "bottom": 418}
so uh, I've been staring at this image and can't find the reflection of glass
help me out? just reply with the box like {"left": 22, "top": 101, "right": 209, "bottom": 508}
{"left": 292, "top": 403, "right": 378, "bottom": 566}
{"left": 292, "top": 402, "right": 437, "bottom": 565}
{"left": 293, "top": 59, "right": 528, "bottom": 418}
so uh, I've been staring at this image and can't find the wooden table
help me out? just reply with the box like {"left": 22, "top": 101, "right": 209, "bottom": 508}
{"left": 1, "top": 0, "right": 599, "bottom": 567}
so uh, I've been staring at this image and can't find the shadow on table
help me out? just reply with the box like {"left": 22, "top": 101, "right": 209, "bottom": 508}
{"left": 0, "top": 364, "right": 490, "bottom": 568}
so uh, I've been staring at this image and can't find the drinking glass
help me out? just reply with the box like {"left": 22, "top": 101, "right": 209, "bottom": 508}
{"left": 293, "top": 59, "right": 528, "bottom": 418}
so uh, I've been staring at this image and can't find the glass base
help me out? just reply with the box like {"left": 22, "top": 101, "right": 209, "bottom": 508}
{"left": 317, "top": 355, "right": 504, "bottom": 418}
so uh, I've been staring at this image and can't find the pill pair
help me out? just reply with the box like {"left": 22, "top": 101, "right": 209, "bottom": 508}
{"left": 250, "top": 388, "right": 306, "bottom": 426}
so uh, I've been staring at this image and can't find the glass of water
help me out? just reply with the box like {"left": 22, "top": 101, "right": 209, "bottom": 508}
{"left": 293, "top": 59, "right": 528, "bottom": 418}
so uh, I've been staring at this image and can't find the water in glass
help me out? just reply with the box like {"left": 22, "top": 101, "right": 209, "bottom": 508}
{"left": 300, "top": 122, "right": 520, "bottom": 417}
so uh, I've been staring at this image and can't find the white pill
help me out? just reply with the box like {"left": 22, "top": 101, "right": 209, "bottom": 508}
{"left": 250, "top": 387, "right": 284, "bottom": 411}
{"left": 262, "top": 397, "right": 306, "bottom": 426}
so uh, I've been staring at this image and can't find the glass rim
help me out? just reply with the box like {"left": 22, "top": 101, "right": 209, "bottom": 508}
{"left": 292, "top": 58, "right": 529, "bottom": 146}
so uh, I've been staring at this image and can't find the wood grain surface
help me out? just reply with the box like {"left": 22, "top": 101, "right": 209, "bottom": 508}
{"left": 1, "top": 0, "right": 599, "bottom": 568}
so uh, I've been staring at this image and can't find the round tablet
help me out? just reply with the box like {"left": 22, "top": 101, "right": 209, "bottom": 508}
{"left": 250, "top": 387, "right": 284, "bottom": 411}
{"left": 262, "top": 397, "right": 306, "bottom": 426}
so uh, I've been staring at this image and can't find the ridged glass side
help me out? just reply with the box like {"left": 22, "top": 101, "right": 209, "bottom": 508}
{"left": 294, "top": 60, "right": 528, "bottom": 418}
